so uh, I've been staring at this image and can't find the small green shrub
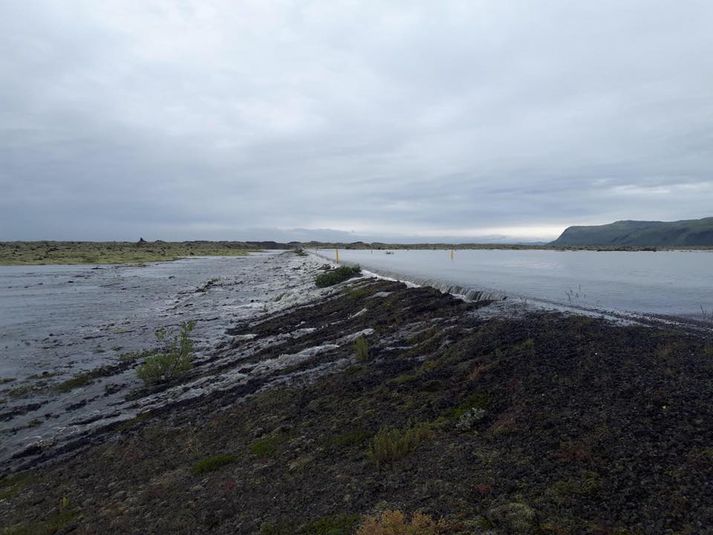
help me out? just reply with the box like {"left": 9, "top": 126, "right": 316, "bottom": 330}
{"left": 192, "top": 454, "right": 237, "bottom": 475}
{"left": 315, "top": 266, "right": 361, "bottom": 288}
{"left": 354, "top": 336, "right": 370, "bottom": 361}
{"left": 137, "top": 321, "right": 196, "bottom": 385}
{"left": 368, "top": 423, "right": 433, "bottom": 466}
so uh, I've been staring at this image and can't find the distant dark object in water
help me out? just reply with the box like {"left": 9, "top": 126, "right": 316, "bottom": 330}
{"left": 137, "top": 237, "right": 147, "bottom": 245}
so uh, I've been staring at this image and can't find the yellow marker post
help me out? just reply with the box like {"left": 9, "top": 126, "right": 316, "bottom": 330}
{"left": 450, "top": 249, "right": 454, "bottom": 261}
{"left": 335, "top": 248, "right": 340, "bottom": 263}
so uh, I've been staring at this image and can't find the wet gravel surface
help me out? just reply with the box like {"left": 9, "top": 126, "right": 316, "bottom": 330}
{"left": 0, "top": 252, "right": 332, "bottom": 468}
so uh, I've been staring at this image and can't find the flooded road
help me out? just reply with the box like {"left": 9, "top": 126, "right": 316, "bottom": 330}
{"left": 318, "top": 249, "right": 713, "bottom": 321}
{"left": 0, "top": 252, "right": 331, "bottom": 468}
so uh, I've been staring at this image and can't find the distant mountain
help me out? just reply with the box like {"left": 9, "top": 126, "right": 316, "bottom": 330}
{"left": 551, "top": 217, "right": 713, "bottom": 246}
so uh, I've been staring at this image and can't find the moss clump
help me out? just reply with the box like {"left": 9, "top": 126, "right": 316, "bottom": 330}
{"left": 3, "top": 509, "right": 78, "bottom": 535}
{"left": 249, "top": 433, "right": 287, "bottom": 458}
{"left": 354, "top": 336, "right": 370, "bottom": 361}
{"left": 260, "top": 514, "right": 361, "bottom": 535}
{"left": 368, "top": 423, "right": 433, "bottom": 466}
{"left": 191, "top": 454, "right": 238, "bottom": 475}
{"left": 327, "top": 429, "right": 370, "bottom": 449}
{"left": 0, "top": 472, "right": 34, "bottom": 500}
{"left": 315, "top": 266, "right": 361, "bottom": 288}
{"left": 54, "top": 373, "right": 93, "bottom": 393}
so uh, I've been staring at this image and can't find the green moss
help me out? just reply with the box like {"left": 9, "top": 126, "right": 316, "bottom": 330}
{"left": 55, "top": 373, "right": 93, "bottom": 393}
{"left": 0, "top": 472, "right": 34, "bottom": 500}
{"left": 327, "top": 429, "right": 370, "bottom": 449}
{"left": 250, "top": 433, "right": 288, "bottom": 458}
{"left": 301, "top": 513, "right": 361, "bottom": 534}
{"left": 192, "top": 454, "right": 238, "bottom": 475}
{"left": 315, "top": 266, "right": 361, "bottom": 288}
{"left": 353, "top": 336, "right": 369, "bottom": 361}
{"left": 118, "top": 349, "right": 154, "bottom": 363}
{"left": 7, "top": 384, "right": 37, "bottom": 398}
{"left": 348, "top": 287, "right": 371, "bottom": 299}
{"left": 447, "top": 391, "right": 491, "bottom": 418}
{"left": 260, "top": 514, "right": 361, "bottom": 535}
{"left": 2, "top": 509, "right": 78, "bottom": 535}
{"left": 0, "top": 241, "right": 252, "bottom": 266}
{"left": 546, "top": 472, "right": 602, "bottom": 504}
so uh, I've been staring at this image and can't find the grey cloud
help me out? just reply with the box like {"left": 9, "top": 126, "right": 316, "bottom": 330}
{"left": 1, "top": 0, "right": 712, "bottom": 242}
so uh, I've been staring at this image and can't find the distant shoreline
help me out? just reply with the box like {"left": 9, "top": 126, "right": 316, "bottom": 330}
{"left": 2, "top": 240, "right": 712, "bottom": 265}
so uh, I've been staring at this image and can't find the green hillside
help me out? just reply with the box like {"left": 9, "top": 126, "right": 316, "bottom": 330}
{"left": 552, "top": 217, "right": 713, "bottom": 246}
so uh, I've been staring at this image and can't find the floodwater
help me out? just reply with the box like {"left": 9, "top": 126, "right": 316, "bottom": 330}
{"left": 318, "top": 249, "right": 713, "bottom": 320}
{"left": 0, "top": 252, "right": 328, "bottom": 468}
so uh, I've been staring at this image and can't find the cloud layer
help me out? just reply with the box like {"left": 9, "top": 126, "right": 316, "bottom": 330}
{"left": 2, "top": 0, "right": 712, "bottom": 241}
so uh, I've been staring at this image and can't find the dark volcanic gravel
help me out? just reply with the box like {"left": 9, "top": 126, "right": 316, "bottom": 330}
{"left": 1, "top": 272, "right": 711, "bottom": 534}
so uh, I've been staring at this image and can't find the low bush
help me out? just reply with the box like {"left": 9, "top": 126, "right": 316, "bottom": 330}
{"left": 314, "top": 266, "right": 361, "bottom": 288}
{"left": 368, "top": 423, "right": 432, "bottom": 466}
{"left": 137, "top": 321, "right": 195, "bottom": 385}
{"left": 357, "top": 510, "right": 446, "bottom": 535}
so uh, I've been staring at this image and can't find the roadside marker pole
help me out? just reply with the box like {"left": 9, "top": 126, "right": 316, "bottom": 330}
{"left": 336, "top": 248, "right": 339, "bottom": 263}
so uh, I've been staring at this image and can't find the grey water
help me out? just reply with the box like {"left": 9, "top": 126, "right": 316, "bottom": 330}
{"left": 319, "top": 249, "right": 713, "bottom": 320}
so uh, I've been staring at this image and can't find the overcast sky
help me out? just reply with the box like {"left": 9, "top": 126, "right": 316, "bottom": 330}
{"left": 1, "top": 1, "right": 712, "bottom": 242}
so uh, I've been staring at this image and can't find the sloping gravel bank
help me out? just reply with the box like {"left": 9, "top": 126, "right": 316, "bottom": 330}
{"left": 1, "top": 257, "right": 711, "bottom": 534}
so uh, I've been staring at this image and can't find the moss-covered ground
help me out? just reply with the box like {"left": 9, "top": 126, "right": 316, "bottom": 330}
{"left": 0, "top": 241, "right": 253, "bottom": 265}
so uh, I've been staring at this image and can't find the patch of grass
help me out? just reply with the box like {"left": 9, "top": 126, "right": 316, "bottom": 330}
{"left": 0, "top": 377, "right": 15, "bottom": 385}
{"left": 327, "top": 429, "right": 371, "bottom": 449}
{"left": 3, "top": 509, "right": 78, "bottom": 535}
{"left": 303, "top": 514, "right": 362, "bottom": 535}
{"left": 368, "top": 423, "right": 433, "bottom": 466}
{"left": 118, "top": 349, "right": 154, "bottom": 363}
{"left": 315, "top": 266, "right": 361, "bottom": 288}
{"left": 354, "top": 336, "right": 370, "bottom": 361}
{"left": 249, "top": 433, "right": 288, "bottom": 458}
{"left": 260, "top": 514, "right": 361, "bottom": 535}
{"left": 191, "top": 454, "right": 238, "bottom": 475}
{"left": 348, "top": 287, "right": 371, "bottom": 299}
{"left": 546, "top": 471, "right": 602, "bottom": 504}
{"left": 392, "top": 372, "right": 419, "bottom": 385}
{"left": 446, "top": 391, "right": 491, "bottom": 418}
{"left": 0, "top": 472, "right": 34, "bottom": 500}
{"left": 55, "top": 373, "right": 93, "bottom": 393}
{"left": 7, "top": 384, "right": 37, "bottom": 398}
{"left": 137, "top": 321, "right": 195, "bottom": 385}
{"left": 514, "top": 338, "right": 535, "bottom": 354}
{"left": 703, "top": 344, "right": 713, "bottom": 357}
